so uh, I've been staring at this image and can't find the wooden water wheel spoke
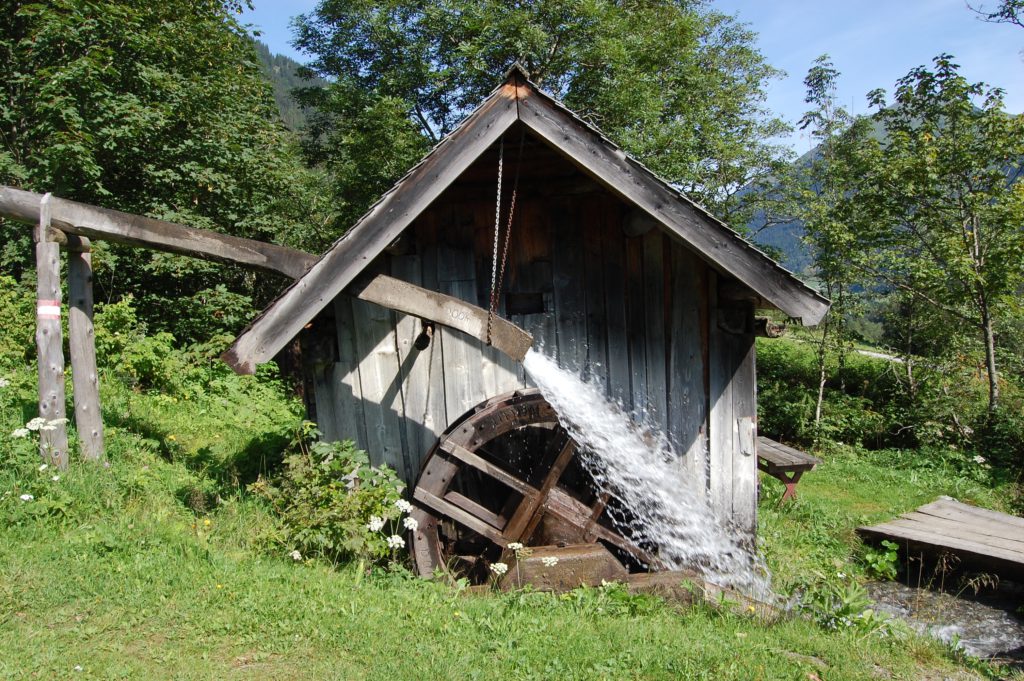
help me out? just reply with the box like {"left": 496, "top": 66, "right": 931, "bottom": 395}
{"left": 411, "top": 389, "right": 655, "bottom": 581}
{"left": 583, "top": 491, "right": 612, "bottom": 541}
{"left": 543, "top": 486, "right": 657, "bottom": 565}
{"left": 412, "top": 487, "right": 509, "bottom": 545}
{"left": 443, "top": 490, "right": 506, "bottom": 530}
{"left": 439, "top": 439, "right": 541, "bottom": 499}
{"left": 504, "top": 436, "right": 577, "bottom": 541}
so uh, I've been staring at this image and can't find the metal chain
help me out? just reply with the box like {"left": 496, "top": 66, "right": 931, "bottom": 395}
{"left": 493, "top": 130, "right": 525, "bottom": 321}
{"left": 487, "top": 139, "right": 504, "bottom": 345}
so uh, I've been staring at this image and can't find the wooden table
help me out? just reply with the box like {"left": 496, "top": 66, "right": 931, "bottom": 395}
{"left": 756, "top": 436, "right": 821, "bottom": 502}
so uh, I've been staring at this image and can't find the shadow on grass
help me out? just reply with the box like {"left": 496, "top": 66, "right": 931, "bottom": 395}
{"left": 104, "top": 407, "right": 293, "bottom": 496}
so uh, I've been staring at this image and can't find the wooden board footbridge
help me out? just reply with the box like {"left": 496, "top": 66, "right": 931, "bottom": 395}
{"left": 859, "top": 497, "right": 1024, "bottom": 580}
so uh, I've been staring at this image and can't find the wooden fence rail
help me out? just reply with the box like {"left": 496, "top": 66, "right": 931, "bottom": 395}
{"left": 1, "top": 186, "right": 533, "bottom": 467}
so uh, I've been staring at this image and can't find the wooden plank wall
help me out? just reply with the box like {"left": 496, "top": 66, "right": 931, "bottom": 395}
{"left": 311, "top": 177, "right": 756, "bottom": 534}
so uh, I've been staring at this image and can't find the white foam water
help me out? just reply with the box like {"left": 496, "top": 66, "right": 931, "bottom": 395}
{"left": 522, "top": 348, "right": 771, "bottom": 597}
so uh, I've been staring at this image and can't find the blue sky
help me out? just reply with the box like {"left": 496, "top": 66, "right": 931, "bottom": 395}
{"left": 241, "top": 0, "right": 1023, "bottom": 153}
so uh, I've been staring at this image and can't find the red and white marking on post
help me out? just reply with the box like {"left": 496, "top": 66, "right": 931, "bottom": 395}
{"left": 37, "top": 299, "right": 61, "bottom": 320}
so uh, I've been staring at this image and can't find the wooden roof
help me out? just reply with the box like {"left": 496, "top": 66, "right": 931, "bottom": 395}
{"left": 224, "top": 67, "right": 830, "bottom": 374}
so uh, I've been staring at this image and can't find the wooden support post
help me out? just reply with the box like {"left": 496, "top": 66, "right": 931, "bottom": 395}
{"left": 67, "top": 234, "right": 104, "bottom": 460}
{"left": 33, "top": 193, "right": 69, "bottom": 468}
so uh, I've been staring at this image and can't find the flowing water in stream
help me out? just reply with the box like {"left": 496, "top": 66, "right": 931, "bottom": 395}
{"left": 522, "top": 349, "right": 771, "bottom": 597}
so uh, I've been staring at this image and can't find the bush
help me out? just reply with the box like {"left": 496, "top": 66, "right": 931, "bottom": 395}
{"left": 0, "top": 274, "right": 35, "bottom": 369}
{"left": 250, "top": 428, "right": 410, "bottom": 565}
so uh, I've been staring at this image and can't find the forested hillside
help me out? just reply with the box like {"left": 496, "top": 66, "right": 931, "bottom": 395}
{"left": 252, "top": 39, "right": 323, "bottom": 131}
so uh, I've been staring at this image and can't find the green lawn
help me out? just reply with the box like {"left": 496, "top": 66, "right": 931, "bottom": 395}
{"left": 0, "top": 361, "right": 1017, "bottom": 680}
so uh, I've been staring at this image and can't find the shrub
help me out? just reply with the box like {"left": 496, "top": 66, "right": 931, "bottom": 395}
{"left": 0, "top": 274, "right": 35, "bottom": 369}
{"left": 250, "top": 428, "right": 409, "bottom": 565}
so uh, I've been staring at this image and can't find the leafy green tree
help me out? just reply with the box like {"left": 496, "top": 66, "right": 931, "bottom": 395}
{"left": 970, "top": 0, "right": 1024, "bottom": 28}
{"left": 0, "top": 0, "right": 321, "bottom": 338}
{"left": 832, "top": 55, "right": 1024, "bottom": 413}
{"left": 292, "top": 0, "right": 792, "bottom": 231}
{"left": 793, "top": 55, "right": 859, "bottom": 431}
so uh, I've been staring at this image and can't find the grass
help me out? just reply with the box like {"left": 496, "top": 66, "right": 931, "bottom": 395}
{"left": 0, "top": 357, "right": 1019, "bottom": 680}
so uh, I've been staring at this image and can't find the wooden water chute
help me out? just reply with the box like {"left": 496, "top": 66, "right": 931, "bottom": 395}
{"left": 226, "top": 67, "right": 830, "bottom": 580}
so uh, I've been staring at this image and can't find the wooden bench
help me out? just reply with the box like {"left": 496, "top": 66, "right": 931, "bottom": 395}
{"left": 756, "top": 436, "right": 821, "bottom": 502}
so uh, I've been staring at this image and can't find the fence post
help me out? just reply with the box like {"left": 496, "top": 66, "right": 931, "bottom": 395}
{"left": 67, "top": 234, "right": 104, "bottom": 460}
{"left": 33, "top": 193, "right": 69, "bottom": 468}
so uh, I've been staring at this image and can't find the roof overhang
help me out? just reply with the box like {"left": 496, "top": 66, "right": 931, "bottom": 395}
{"left": 223, "top": 68, "right": 829, "bottom": 374}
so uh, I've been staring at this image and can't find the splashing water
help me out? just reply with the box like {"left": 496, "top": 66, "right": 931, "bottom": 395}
{"left": 522, "top": 348, "right": 771, "bottom": 597}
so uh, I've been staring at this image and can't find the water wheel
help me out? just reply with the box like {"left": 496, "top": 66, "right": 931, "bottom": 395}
{"left": 409, "top": 388, "right": 657, "bottom": 582}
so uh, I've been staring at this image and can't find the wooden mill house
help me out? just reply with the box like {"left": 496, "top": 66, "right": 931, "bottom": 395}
{"left": 225, "top": 68, "right": 829, "bottom": 578}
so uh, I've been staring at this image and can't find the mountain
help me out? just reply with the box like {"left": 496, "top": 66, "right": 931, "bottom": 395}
{"left": 251, "top": 40, "right": 322, "bottom": 131}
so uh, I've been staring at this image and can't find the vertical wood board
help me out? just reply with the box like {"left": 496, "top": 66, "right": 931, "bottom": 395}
{"left": 667, "top": 245, "right": 707, "bottom": 495}
{"left": 350, "top": 289, "right": 411, "bottom": 481}
{"left": 332, "top": 295, "right": 369, "bottom": 451}
{"left": 642, "top": 231, "right": 668, "bottom": 433}
{"left": 708, "top": 274, "right": 734, "bottom": 523}
{"left": 624, "top": 235, "right": 648, "bottom": 419}
{"left": 551, "top": 198, "right": 587, "bottom": 374}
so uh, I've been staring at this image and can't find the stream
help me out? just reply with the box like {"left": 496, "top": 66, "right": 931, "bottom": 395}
{"left": 866, "top": 580, "right": 1024, "bottom": 663}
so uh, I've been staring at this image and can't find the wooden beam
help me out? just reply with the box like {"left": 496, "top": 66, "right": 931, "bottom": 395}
{"left": 753, "top": 316, "right": 786, "bottom": 338}
{"left": 515, "top": 82, "right": 830, "bottom": 325}
{"left": 67, "top": 234, "right": 104, "bottom": 461}
{"left": 33, "top": 194, "right": 69, "bottom": 468}
{"left": 439, "top": 440, "right": 540, "bottom": 498}
{"left": 353, "top": 274, "right": 534, "bottom": 362}
{"left": 0, "top": 186, "right": 316, "bottom": 279}
{"left": 413, "top": 487, "right": 509, "bottom": 546}
{"left": 222, "top": 82, "right": 519, "bottom": 374}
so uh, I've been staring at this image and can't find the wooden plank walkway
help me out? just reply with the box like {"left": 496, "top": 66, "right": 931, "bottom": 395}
{"left": 858, "top": 497, "right": 1024, "bottom": 580}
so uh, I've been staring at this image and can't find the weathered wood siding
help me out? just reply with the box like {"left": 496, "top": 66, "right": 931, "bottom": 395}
{"left": 309, "top": 135, "right": 757, "bottom": 533}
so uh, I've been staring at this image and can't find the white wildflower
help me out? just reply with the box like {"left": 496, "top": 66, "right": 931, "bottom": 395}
{"left": 51, "top": 475, "right": 60, "bottom": 482}
{"left": 973, "top": 455, "right": 986, "bottom": 464}
{"left": 38, "top": 463, "right": 48, "bottom": 472}
{"left": 19, "top": 494, "right": 33, "bottom": 502}
{"left": 403, "top": 517, "right": 418, "bottom": 531}
{"left": 289, "top": 550, "right": 302, "bottom": 561}
{"left": 74, "top": 665, "right": 83, "bottom": 672}
{"left": 489, "top": 562, "right": 509, "bottom": 576}
{"left": 0, "top": 377, "right": 9, "bottom": 388}
{"left": 26, "top": 417, "right": 46, "bottom": 431}
{"left": 394, "top": 499, "right": 413, "bottom": 514}
{"left": 386, "top": 534, "right": 405, "bottom": 549}
{"left": 541, "top": 556, "right": 559, "bottom": 568}
{"left": 507, "top": 542, "right": 524, "bottom": 551}
{"left": 366, "top": 515, "right": 385, "bottom": 532}
{"left": 11, "top": 428, "right": 29, "bottom": 438}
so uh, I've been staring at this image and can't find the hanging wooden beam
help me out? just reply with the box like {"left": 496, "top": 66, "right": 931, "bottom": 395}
{"left": 33, "top": 194, "right": 69, "bottom": 468}
{"left": 66, "top": 234, "right": 104, "bottom": 461}
{"left": 0, "top": 186, "right": 316, "bottom": 279}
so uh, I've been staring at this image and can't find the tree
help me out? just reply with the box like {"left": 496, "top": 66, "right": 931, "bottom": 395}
{"left": 970, "top": 0, "right": 1024, "bottom": 28}
{"left": 832, "top": 55, "right": 1024, "bottom": 413}
{"left": 793, "top": 55, "right": 859, "bottom": 431}
{"left": 0, "top": 0, "right": 321, "bottom": 338}
{"left": 291, "top": 0, "right": 792, "bottom": 231}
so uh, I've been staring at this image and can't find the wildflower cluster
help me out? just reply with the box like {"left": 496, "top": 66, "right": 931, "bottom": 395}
{"left": 365, "top": 498, "right": 418, "bottom": 552}
{"left": 11, "top": 416, "right": 68, "bottom": 439}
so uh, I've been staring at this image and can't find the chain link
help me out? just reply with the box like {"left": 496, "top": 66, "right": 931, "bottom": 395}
{"left": 487, "top": 139, "right": 504, "bottom": 345}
